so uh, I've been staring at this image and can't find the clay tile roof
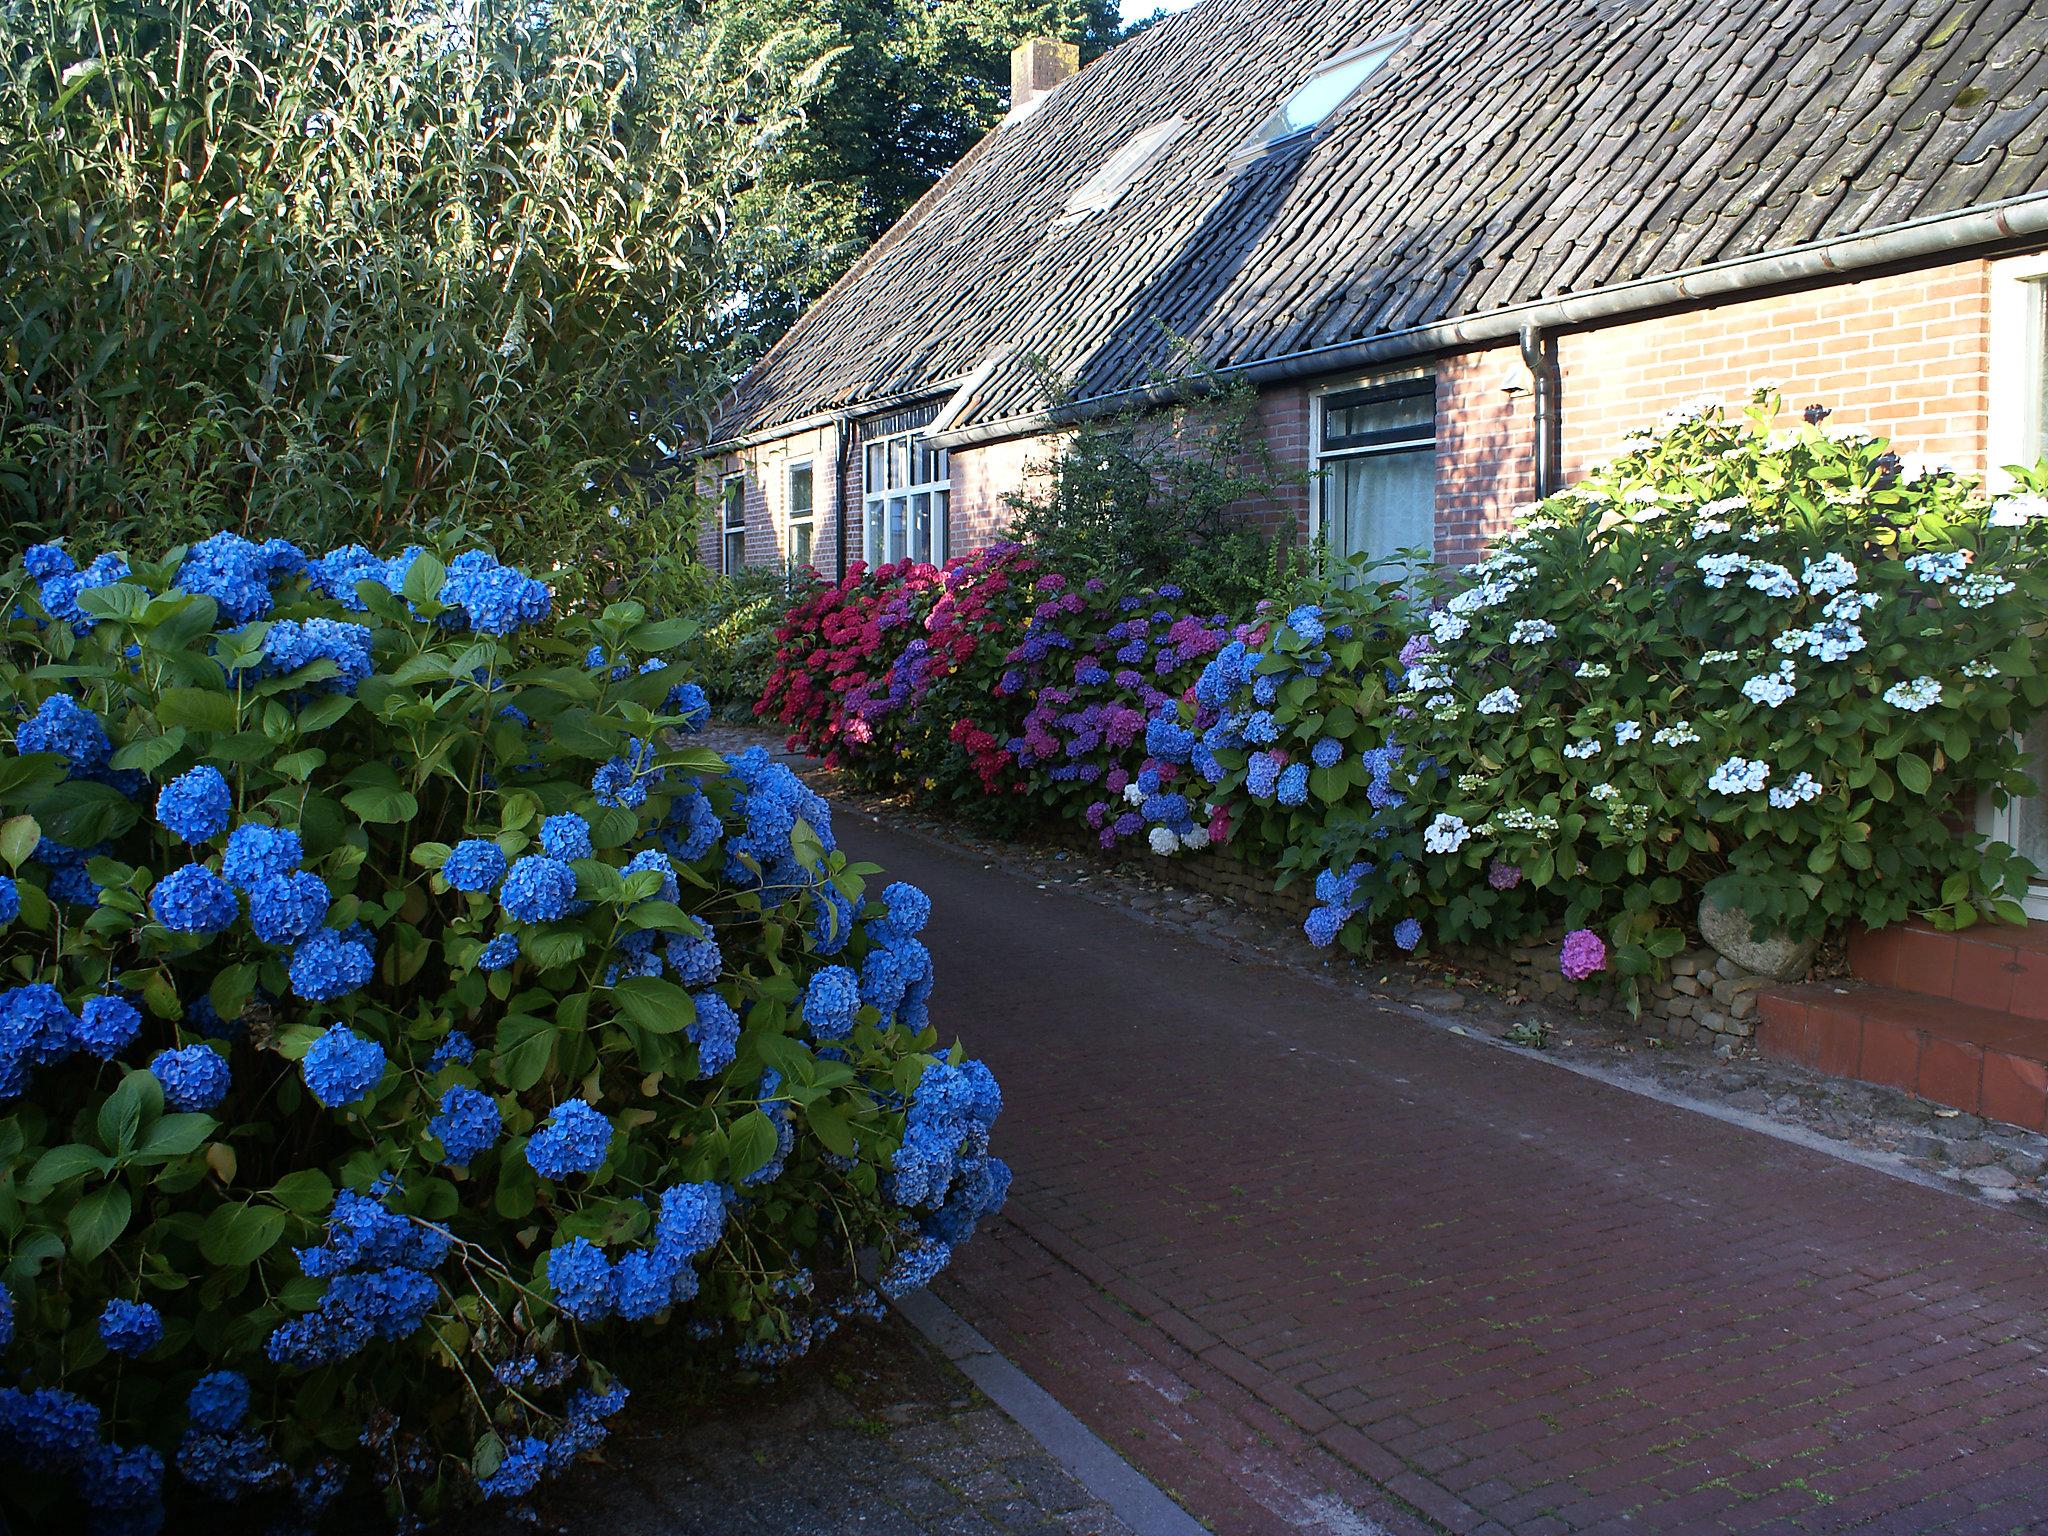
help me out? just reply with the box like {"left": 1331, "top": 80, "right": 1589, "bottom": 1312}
{"left": 712, "top": 0, "right": 2048, "bottom": 444}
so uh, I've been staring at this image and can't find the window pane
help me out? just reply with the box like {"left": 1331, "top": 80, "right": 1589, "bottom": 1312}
{"left": 864, "top": 503, "right": 884, "bottom": 566}
{"left": 723, "top": 478, "right": 745, "bottom": 529}
{"left": 935, "top": 447, "right": 950, "bottom": 484}
{"left": 888, "top": 439, "right": 908, "bottom": 491}
{"left": 1324, "top": 388, "right": 1433, "bottom": 450}
{"left": 864, "top": 443, "right": 884, "bottom": 496}
{"left": 1326, "top": 448, "right": 1433, "bottom": 576}
{"left": 909, "top": 492, "right": 931, "bottom": 563}
{"left": 2014, "top": 717, "right": 2048, "bottom": 877}
{"left": 888, "top": 496, "right": 908, "bottom": 561}
{"left": 790, "top": 523, "right": 812, "bottom": 572}
{"left": 723, "top": 530, "right": 746, "bottom": 573}
{"left": 935, "top": 489, "right": 950, "bottom": 564}
{"left": 2036, "top": 281, "right": 2048, "bottom": 462}
{"left": 789, "top": 464, "right": 813, "bottom": 518}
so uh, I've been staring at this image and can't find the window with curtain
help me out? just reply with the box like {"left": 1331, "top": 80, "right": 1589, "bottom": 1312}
{"left": 1316, "top": 377, "right": 1436, "bottom": 577}
{"left": 786, "top": 461, "right": 814, "bottom": 575}
{"left": 861, "top": 430, "right": 949, "bottom": 567}
{"left": 720, "top": 474, "right": 746, "bottom": 574}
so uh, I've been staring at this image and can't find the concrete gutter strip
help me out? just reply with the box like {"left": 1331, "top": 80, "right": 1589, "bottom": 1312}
{"left": 892, "top": 1287, "right": 1211, "bottom": 1536}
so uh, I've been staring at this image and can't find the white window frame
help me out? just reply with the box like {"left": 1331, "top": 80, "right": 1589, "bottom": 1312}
{"left": 719, "top": 472, "right": 746, "bottom": 575}
{"left": 1980, "top": 252, "right": 2048, "bottom": 919}
{"left": 1309, "top": 369, "right": 1437, "bottom": 579}
{"left": 1057, "top": 118, "right": 1189, "bottom": 224}
{"left": 785, "top": 459, "right": 816, "bottom": 575}
{"left": 1241, "top": 34, "right": 1406, "bottom": 156}
{"left": 861, "top": 429, "right": 950, "bottom": 567}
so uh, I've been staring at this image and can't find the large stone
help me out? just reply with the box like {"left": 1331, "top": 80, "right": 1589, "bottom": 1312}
{"left": 1697, "top": 896, "right": 1819, "bottom": 982}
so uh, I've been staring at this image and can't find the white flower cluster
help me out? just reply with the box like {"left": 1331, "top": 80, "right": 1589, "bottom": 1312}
{"left": 1564, "top": 738, "right": 1601, "bottom": 760}
{"left": 1428, "top": 610, "right": 1469, "bottom": 645}
{"left": 1956, "top": 573, "right": 2015, "bottom": 609}
{"left": 1774, "top": 620, "right": 1864, "bottom": 663}
{"left": 1800, "top": 553, "right": 1857, "bottom": 595}
{"left": 1575, "top": 662, "right": 1612, "bottom": 679}
{"left": 1653, "top": 719, "right": 1701, "bottom": 747}
{"left": 1707, "top": 756, "right": 1770, "bottom": 795}
{"left": 1882, "top": 676, "right": 1943, "bottom": 712}
{"left": 1767, "top": 772, "right": 1823, "bottom": 809}
{"left": 1588, "top": 782, "right": 1620, "bottom": 802}
{"left": 1406, "top": 663, "right": 1454, "bottom": 692}
{"left": 1990, "top": 494, "right": 2048, "bottom": 525}
{"left": 1744, "top": 562, "right": 1800, "bottom": 599}
{"left": 1822, "top": 590, "right": 1880, "bottom": 620}
{"left": 1696, "top": 553, "right": 1750, "bottom": 589}
{"left": 1741, "top": 664, "right": 1798, "bottom": 708}
{"left": 1612, "top": 719, "right": 1642, "bottom": 745}
{"left": 1961, "top": 659, "right": 2001, "bottom": 679}
{"left": 1477, "top": 687, "right": 1521, "bottom": 716}
{"left": 1699, "top": 649, "right": 1740, "bottom": 665}
{"left": 1904, "top": 551, "right": 1970, "bottom": 586}
{"left": 1508, "top": 619, "right": 1557, "bottom": 644}
{"left": 1493, "top": 807, "right": 1560, "bottom": 833}
{"left": 1423, "top": 813, "right": 1471, "bottom": 854}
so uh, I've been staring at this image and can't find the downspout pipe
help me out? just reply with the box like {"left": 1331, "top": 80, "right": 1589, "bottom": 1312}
{"left": 832, "top": 414, "right": 854, "bottom": 583}
{"left": 1518, "top": 324, "right": 1561, "bottom": 500}
{"left": 925, "top": 192, "right": 2048, "bottom": 453}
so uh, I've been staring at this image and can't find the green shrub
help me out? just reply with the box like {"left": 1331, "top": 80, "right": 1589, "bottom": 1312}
{"left": 680, "top": 568, "right": 808, "bottom": 718}
{"left": 0, "top": 532, "right": 1007, "bottom": 1528}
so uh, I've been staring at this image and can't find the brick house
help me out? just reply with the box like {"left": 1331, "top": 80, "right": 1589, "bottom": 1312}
{"left": 700, "top": 0, "right": 2048, "bottom": 1106}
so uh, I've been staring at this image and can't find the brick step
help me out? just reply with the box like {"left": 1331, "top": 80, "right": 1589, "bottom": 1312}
{"left": 1758, "top": 981, "right": 2048, "bottom": 1131}
{"left": 1845, "top": 918, "right": 2048, "bottom": 1015}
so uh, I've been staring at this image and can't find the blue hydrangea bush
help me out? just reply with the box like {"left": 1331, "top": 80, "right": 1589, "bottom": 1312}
{"left": 1145, "top": 394, "right": 2048, "bottom": 994}
{"left": 0, "top": 535, "right": 1008, "bottom": 1529}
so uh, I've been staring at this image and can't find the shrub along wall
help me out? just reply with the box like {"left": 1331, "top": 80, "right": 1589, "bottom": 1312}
{"left": 759, "top": 393, "right": 2048, "bottom": 1014}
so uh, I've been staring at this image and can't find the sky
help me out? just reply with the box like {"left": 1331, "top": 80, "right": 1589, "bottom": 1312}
{"left": 1121, "top": 0, "right": 1204, "bottom": 23}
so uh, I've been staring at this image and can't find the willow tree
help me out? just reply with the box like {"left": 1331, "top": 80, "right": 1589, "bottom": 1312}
{"left": 0, "top": 0, "right": 827, "bottom": 591}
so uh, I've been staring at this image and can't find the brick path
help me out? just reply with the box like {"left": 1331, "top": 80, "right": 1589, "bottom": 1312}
{"left": 836, "top": 808, "right": 2048, "bottom": 1536}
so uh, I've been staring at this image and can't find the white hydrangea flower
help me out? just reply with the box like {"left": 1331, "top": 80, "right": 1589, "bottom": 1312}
{"left": 1426, "top": 693, "right": 1462, "bottom": 720}
{"left": 1696, "top": 553, "right": 1752, "bottom": 589}
{"left": 1707, "top": 756, "right": 1770, "bottom": 795}
{"left": 1883, "top": 676, "right": 1943, "bottom": 712}
{"left": 1477, "top": 687, "right": 1521, "bottom": 716}
{"left": 1564, "top": 738, "right": 1601, "bottom": 760}
{"left": 1699, "top": 649, "right": 1740, "bottom": 665}
{"left": 1575, "top": 662, "right": 1612, "bottom": 679}
{"left": 1428, "top": 610, "right": 1470, "bottom": 645}
{"left": 1181, "top": 825, "right": 1210, "bottom": 851}
{"left": 1767, "top": 772, "right": 1823, "bottom": 809}
{"left": 1904, "top": 551, "right": 1970, "bottom": 586}
{"left": 1496, "top": 807, "right": 1559, "bottom": 833}
{"left": 1652, "top": 720, "right": 1702, "bottom": 747}
{"left": 1148, "top": 826, "right": 1181, "bottom": 856}
{"left": 1898, "top": 452, "right": 1952, "bottom": 485}
{"left": 1741, "top": 667, "right": 1798, "bottom": 708}
{"left": 1822, "top": 590, "right": 1880, "bottom": 621}
{"left": 1455, "top": 773, "right": 1487, "bottom": 793}
{"left": 1423, "top": 813, "right": 1471, "bottom": 855}
{"left": 1956, "top": 573, "right": 2016, "bottom": 609}
{"left": 1613, "top": 719, "right": 1642, "bottom": 745}
{"left": 1123, "top": 782, "right": 1146, "bottom": 807}
{"left": 1588, "top": 782, "right": 1620, "bottom": 802}
{"left": 1801, "top": 553, "right": 1857, "bottom": 595}
{"left": 1961, "top": 659, "right": 2001, "bottom": 679}
{"left": 1745, "top": 562, "right": 1800, "bottom": 599}
{"left": 1508, "top": 619, "right": 1557, "bottom": 645}
{"left": 1990, "top": 494, "right": 2048, "bottom": 525}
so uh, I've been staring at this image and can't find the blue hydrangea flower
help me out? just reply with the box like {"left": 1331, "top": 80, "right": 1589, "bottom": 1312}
{"left": 222, "top": 824, "right": 302, "bottom": 891}
{"left": 1311, "top": 737, "right": 1344, "bottom": 768}
{"left": 17, "top": 694, "right": 111, "bottom": 774}
{"left": 265, "top": 1266, "right": 439, "bottom": 1368}
{"left": 526, "top": 1099, "right": 613, "bottom": 1179}
{"left": 1393, "top": 918, "right": 1423, "bottom": 951}
{"left": 665, "top": 681, "right": 711, "bottom": 731}
{"left": 1304, "top": 906, "right": 1345, "bottom": 947}
{"left": 880, "top": 1238, "right": 952, "bottom": 1299}
{"left": 1276, "top": 762, "right": 1310, "bottom": 807}
{"left": 248, "top": 870, "right": 330, "bottom": 946}
{"left": 301, "top": 1025, "right": 386, "bottom": 1107}
{"left": 477, "top": 934, "right": 519, "bottom": 972}
{"left": 150, "top": 1045, "right": 229, "bottom": 1111}
{"left": 0, "top": 1285, "right": 12, "bottom": 1349}
{"left": 306, "top": 545, "right": 385, "bottom": 609}
{"left": 427, "top": 1031, "right": 476, "bottom": 1070}
{"left": 621, "top": 848, "right": 680, "bottom": 903}
{"left": 0, "top": 1385, "right": 103, "bottom": 1471}
{"left": 439, "top": 550, "right": 551, "bottom": 634}
{"left": 0, "top": 876, "right": 16, "bottom": 925}
{"left": 545, "top": 1237, "right": 615, "bottom": 1322}
{"left": 442, "top": 839, "right": 508, "bottom": 893}
{"left": 288, "top": 928, "right": 374, "bottom": 1002}
{"left": 592, "top": 739, "right": 660, "bottom": 810}
{"left": 501, "top": 856, "right": 577, "bottom": 923}
{"left": 802, "top": 966, "right": 860, "bottom": 1040}
{"left": 480, "top": 1435, "right": 550, "bottom": 1499}
{"left": 687, "top": 991, "right": 740, "bottom": 1077}
{"left": 1286, "top": 604, "right": 1326, "bottom": 645}
{"left": 539, "top": 813, "right": 593, "bottom": 861}
{"left": 98, "top": 1299, "right": 164, "bottom": 1356}
{"left": 150, "top": 864, "right": 238, "bottom": 934}
{"left": 76, "top": 994, "right": 141, "bottom": 1059}
{"left": 175, "top": 532, "right": 302, "bottom": 623}
{"left": 430, "top": 1085, "right": 503, "bottom": 1166}
{"left": 188, "top": 1371, "right": 252, "bottom": 1432}
{"left": 260, "top": 617, "right": 374, "bottom": 695}
{"left": 665, "top": 928, "right": 721, "bottom": 986}
{"left": 156, "top": 765, "right": 232, "bottom": 843}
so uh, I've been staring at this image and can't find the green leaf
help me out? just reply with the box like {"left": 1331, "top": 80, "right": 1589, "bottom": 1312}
{"left": 109, "top": 728, "right": 188, "bottom": 774}
{"left": 342, "top": 785, "right": 419, "bottom": 824}
{"left": 155, "top": 687, "right": 239, "bottom": 734}
{"left": 68, "top": 1184, "right": 131, "bottom": 1263}
{"left": 523, "top": 928, "right": 588, "bottom": 971}
{"left": 611, "top": 976, "right": 694, "bottom": 1035}
{"left": 1895, "top": 752, "right": 1932, "bottom": 796}
{"left": 97, "top": 1071, "right": 158, "bottom": 1155}
{"left": 29, "top": 780, "right": 138, "bottom": 845}
{"left": 401, "top": 552, "right": 447, "bottom": 608}
{"left": 271, "top": 1169, "right": 335, "bottom": 1213}
{"left": 209, "top": 963, "right": 259, "bottom": 1025}
{"left": 199, "top": 1203, "right": 288, "bottom": 1267}
{"left": 0, "top": 814, "right": 38, "bottom": 870}
{"left": 27, "top": 1142, "right": 113, "bottom": 1194}
{"left": 806, "top": 1103, "right": 856, "bottom": 1157}
{"left": 135, "top": 1114, "right": 217, "bottom": 1161}
{"left": 726, "top": 1111, "right": 779, "bottom": 1180}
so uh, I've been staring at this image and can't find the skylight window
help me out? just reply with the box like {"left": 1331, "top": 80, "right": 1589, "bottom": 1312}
{"left": 1059, "top": 117, "right": 1189, "bottom": 221}
{"left": 1244, "top": 36, "right": 1403, "bottom": 151}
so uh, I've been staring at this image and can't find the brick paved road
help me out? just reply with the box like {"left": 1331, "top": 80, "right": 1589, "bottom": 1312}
{"left": 838, "top": 808, "right": 2048, "bottom": 1536}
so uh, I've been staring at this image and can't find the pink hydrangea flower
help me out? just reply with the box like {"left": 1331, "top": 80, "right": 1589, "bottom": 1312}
{"left": 1487, "top": 859, "right": 1522, "bottom": 891}
{"left": 1559, "top": 928, "right": 1607, "bottom": 982}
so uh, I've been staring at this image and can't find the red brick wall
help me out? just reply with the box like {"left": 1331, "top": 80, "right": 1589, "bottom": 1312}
{"left": 1557, "top": 259, "right": 1993, "bottom": 477}
{"left": 1431, "top": 344, "right": 1535, "bottom": 565}
{"left": 708, "top": 424, "right": 846, "bottom": 576}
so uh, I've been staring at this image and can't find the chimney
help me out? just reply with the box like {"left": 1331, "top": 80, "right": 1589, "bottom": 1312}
{"left": 1008, "top": 38, "right": 1079, "bottom": 122}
